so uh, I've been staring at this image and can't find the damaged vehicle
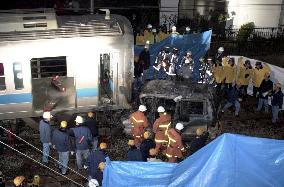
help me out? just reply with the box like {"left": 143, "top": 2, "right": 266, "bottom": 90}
{"left": 125, "top": 80, "right": 217, "bottom": 141}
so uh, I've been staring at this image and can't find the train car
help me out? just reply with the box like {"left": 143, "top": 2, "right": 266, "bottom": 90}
{"left": 0, "top": 9, "right": 134, "bottom": 120}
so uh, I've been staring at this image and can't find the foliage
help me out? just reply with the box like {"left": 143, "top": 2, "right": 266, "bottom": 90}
{"left": 236, "top": 22, "right": 255, "bottom": 43}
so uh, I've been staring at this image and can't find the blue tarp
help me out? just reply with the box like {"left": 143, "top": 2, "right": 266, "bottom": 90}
{"left": 103, "top": 133, "right": 284, "bottom": 187}
{"left": 134, "top": 30, "right": 212, "bottom": 81}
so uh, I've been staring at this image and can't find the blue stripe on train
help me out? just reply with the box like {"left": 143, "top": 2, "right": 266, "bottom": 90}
{"left": 0, "top": 88, "right": 98, "bottom": 104}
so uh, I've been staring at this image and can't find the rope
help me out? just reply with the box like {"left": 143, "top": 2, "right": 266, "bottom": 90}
{"left": 0, "top": 125, "right": 88, "bottom": 181}
{"left": 0, "top": 140, "right": 85, "bottom": 187}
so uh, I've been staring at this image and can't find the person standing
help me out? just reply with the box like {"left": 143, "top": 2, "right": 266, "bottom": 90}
{"left": 252, "top": 62, "right": 270, "bottom": 98}
{"left": 140, "top": 131, "right": 156, "bottom": 161}
{"left": 39, "top": 111, "right": 52, "bottom": 164}
{"left": 127, "top": 139, "right": 143, "bottom": 161}
{"left": 52, "top": 121, "right": 71, "bottom": 175}
{"left": 85, "top": 112, "right": 99, "bottom": 151}
{"left": 221, "top": 84, "right": 242, "bottom": 117}
{"left": 256, "top": 73, "right": 273, "bottom": 113}
{"left": 271, "top": 83, "right": 283, "bottom": 125}
{"left": 237, "top": 58, "right": 253, "bottom": 98}
{"left": 188, "top": 128, "right": 209, "bottom": 155}
{"left": 70, "top": 116, "right": 92, "bottom": 170}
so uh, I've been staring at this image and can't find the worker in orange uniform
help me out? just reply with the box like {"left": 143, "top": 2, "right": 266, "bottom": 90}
{"left": 129, "top": 105, "right": 148, "bottom": 147}
{"left": 165, "top": 123, "right": 185, "bottom": 163}
{"left": 153, "top": 106, "right": 171, "bottom": 154}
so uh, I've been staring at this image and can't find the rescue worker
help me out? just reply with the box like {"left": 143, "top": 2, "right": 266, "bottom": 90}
{"left": 214, "top": 47, "right": 225, "bottom": 64}
{"left": 153, "top": 106, "right": 171, "bottom": 153}
{"left": 13, "top": 176, "right": 25, "bottom": 187}
{"left": 70, "top": 116, "right": 92, "bottom": 170}
{"left": 188, "top": 128, "right": 209, "bottom": 155}
{"left": 256, "top": 72, "right": 273, "bottom": 113}
{"left": 237, "top": 58, "right": 253, "bottom": 98}
{"left": 85, "top": 112, "right": 99, "bottom": 150}
{"left": 212, "top": 59, "right": 224, "bottom": 95}
{"left": 39, "top": 111, "right": 52, "bottom": 165}
{"left": 271, "top": 83, "right": 284, "bottom": 125}
{"left": 221, "top": 84, "right": 242, "bottom": 117}
{"left": 127, "top": 139, "right": 143, "bottom": 161}
{"left": 165, "top": 123, "right": 185, "bottom": 163}
{"left": 252, "top": 61, "right": 270, "bottom": 98}
{"left": 223, "top": 57, "right": 237, "bottom": 90}
{"left": 129, "top": 105, "right": 148, "bottom": 147}
{"left": 96, "top": 162, "right": 105, "bottom": 186}
{"left": 178, "top": 56, "right": 193, "bottom": 81}
{"left": 147, "top": 148, "right": 162, "bottom": 162}
{"left": 167, "top": 48, "right": 179, "bottom": 79}
{"left": 52, "top": 121, "right": 71, "bottom": 175}
{"left": 87, "top": 143, "right": 107, "bottom": 182}
{"left": 144, "top": 24, "right": 153, "bottom": 44}
{"left": 139, "top": 43, "right": 151, "bottom": 71}
{"left": 140, "top": 131, "right": 156, "bottom": 161}
{"left": 135, "top": 29, "right": 145, "bottom": 45}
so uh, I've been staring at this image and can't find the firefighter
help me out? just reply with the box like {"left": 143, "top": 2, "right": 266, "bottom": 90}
{"left": 223, "top": 57, "right": 237, "bottom": 90}
{"left": 147, "top": 148, "right": 162, "bottom": 162}
{"left": 212, "top": 58, "right": 225, "bottom": 95}
{"left": 129, "top": 105, "right": 148, "bottom": 147}
{"left": 13, "top": 176, "right": 25, "bottom": 187}
{"left": 188, "top": 128, "right": 209, "bottom": 155}
{"left": 39, "top": 111, "right": 53, "bottom": 165}
{"left": 252, "top": 61, "right": 270, "bottom": 98}
{"left": 153, "top": 106, "right": 171, "bottom": 153}
{"left": 127, "top": 139, "right": 143, "bottom": 161}
{"left": 52, "top": 121, "right": 71, "bottom": 175}
{"left": 70, "top": 116, "right": 92, "bottom": 170}
{"left": 165, "top": 123, "right": 185, "bottom": 163}
{"left": 271, "top": 83, "right": 284, "bottom": 125}
{"left": 85, "top": 112, "right": 99, "bottom": 150}
{"left": 237, "top": 58, "right": 253, "bottom": 98}
{"left": 256, "top": 72, "right": 273, "bottom": 113}
{"left": 87, "top": 143, "right": 107, "bottom": 182}
{"left": 140, "top": 131, "right": 156, "bottom": 161}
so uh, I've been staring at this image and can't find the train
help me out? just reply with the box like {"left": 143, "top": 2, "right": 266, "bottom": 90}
{"left": 0, "top": 8, "right": 134, "bottom": 120}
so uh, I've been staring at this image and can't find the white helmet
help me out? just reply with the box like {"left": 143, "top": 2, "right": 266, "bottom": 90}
{"left": 43, "top": 112, "right": 52, "bottom": 119}
{"left": 147, "top": 24, "right": 152, "bottom": 29}
{"left": 152, "top": 28, "right": 157, "bottom": 33}
{"left": 175, "top": 123, "right": 184, "bottom": 131}
{"left": 185, "top": 27, "right": 190, "bottom": 32}
{"left": 218, "top": 47, "right": 224, "bottom": 52}
{"left": 75, "top": 116, "right": 84, "bottom": 124}
{"left": 88, "top": 179, "right": 99, "bottom": 187}
{"left": 138, "top": 105, "right": 147, "bottom": 112}
{"left": 171, "top": 26, "right": 177, "bottom": 32}
{"left": 157, "top": 106, "right": 165, "bottom": 113}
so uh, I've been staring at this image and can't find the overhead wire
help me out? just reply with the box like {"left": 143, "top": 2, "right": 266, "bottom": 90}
{"left": 0, "top": 125, "right": 88, "bottom": 181}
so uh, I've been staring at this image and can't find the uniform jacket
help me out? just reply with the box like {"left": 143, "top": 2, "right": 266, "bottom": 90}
{"left": 52, "top": 128, "right": 71, "bottom": 152}
{"left": 87, "top": 149, "right": 107, "bottom": 179}
{"left": 212, "top": 64, "right": 225, "bottom": 83}
{"left": 85, "top": 117, "right": 98, "bottom": 138}
{"left": 127, "top": 147, "right": 143, "bottom": 161}
{"left": 153, "top": 113, "right": 171, "bottom": 143}
{"left": 70, "top": 125, "right": 92, "bottom": 150}
{"left": 223, "top": 63, "right": 237, "bottom": 84}
{"left": 140, "top": 139, "right": 156, "bottom": 161}
{"left": 252, "top": 64, "right": 270, "bottom": 88}
{"left": 39, "top": 120, "right": 51, "bottom": 143}
{"left": 189, "top": 132, "right": 209, "bottom": 154}
{"left": 129, "top": 111, "right": 148, "bottom": 138}
{"left": 259, "top": 79, "right": 273, "bottom": 99}
{"left": 165, "top": 128, "right": 184, "bottom": 159}
{"left": 135, "top": 35, "right": 145, "bottom": 45}
{"left": 272, "top": 90, "right": 284, "bottom": 108}
{"left": 237, "top": 63, "right": 253, "bottom": 86}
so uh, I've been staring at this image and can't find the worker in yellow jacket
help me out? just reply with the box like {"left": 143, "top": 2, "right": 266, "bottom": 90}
{"left": 237, "top": 58, "right": 253, "bottom": 97}
{"left": 223, "top": 57, "right": 237, "bottom": 90}
{"left": 136, "top": 29, "right": 145, "bottom": 46}
{"left": 212, "top": 60, "right": 225, "bottom": 95}
{"left": 252, "top": 61, "right": 270, "bottom": 97}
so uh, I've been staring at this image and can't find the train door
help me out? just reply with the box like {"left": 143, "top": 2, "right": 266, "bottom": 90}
{"left": 30, "top": 56, "right": 76, "bottom": 111}
{"left": 99, "top": 53, "right": 118, "bottom": 104}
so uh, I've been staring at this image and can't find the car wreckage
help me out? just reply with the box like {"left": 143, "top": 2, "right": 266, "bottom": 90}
{"left": 124, "top": 79, "right": 217, "bottom": 141}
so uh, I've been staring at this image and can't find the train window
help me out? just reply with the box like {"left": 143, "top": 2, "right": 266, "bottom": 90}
{"left": 0, "top": 63, "right": 6, "bottom": 90}
{"left": 13, "top": 63, "right": 24, "bottom": 90}
{"left": 30, "top": 56, "right": 67, "bottom": 79}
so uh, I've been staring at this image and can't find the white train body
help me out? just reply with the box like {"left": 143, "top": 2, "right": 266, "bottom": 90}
{"left": 0, "top": 9, "right": 134, "bottom": 120}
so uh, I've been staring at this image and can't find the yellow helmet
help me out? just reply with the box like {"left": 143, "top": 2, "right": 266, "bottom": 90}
{"left": 143, "top": 131, "right": 151, "bottom": 139}
{"left": 60, "top": 121, "right": 67, "bottom": 128}
{"left": 128, "top": 139, "right": 135, "bottom": 146}
{"left": 87, "top": 112, "right": 94, "bottom": 118}
{"left": 98, "top": 162, "right": 106, "bottom": 171}
{"left": 196, "top": 128, "right": 204, "bottom": 136}
{"left": 149, "top": 148, "right": 157, "bottom": 156}
{"left": 99, "top": 142, "right": 107, "bottom": 150}
{"left": 14, "top": 176, "right": 25, "bottom": 186}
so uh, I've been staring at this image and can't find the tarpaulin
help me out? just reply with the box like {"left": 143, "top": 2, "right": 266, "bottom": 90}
{"left": 103, "top": 133, "right": 284, "bottom": 187}
{"left": 134, "top": 30, "right": 212, "bottom": 81}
